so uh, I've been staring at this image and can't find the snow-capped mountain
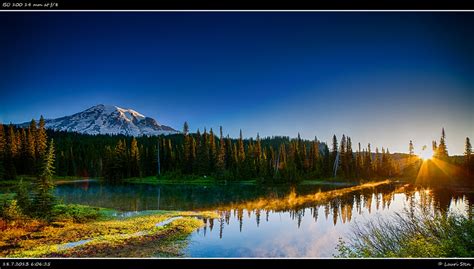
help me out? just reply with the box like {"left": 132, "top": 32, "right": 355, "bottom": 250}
{"left": 21, "top": 104, "right": 179, "bottom": 136}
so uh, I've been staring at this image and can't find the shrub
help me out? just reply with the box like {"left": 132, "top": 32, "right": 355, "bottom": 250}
{"left": 0, "top": 199, "right": 25, "bottom": 222}
{"left": 51, "top": 204, "right": 101, "bottom": 223}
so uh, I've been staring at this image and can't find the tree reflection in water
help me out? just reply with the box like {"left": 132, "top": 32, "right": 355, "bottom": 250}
{"left": 196, "top": 183, "right": 473, "bottom": 238}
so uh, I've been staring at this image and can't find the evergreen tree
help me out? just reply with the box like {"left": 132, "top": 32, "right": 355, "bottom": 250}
{"left": 26, "top": 127, "right": 36, "bottom": 174}
{"left": 4, "top": 124, "right": 18, "bottom": 180}
{"left": 183, "top": 122, "right": 192, "bottom": 173}
{"left": 0, "top": 124, "right": 5, "bottom": 154}
{"left": 255, "top": 133, "right": 263, "bottom": 176}
{"left": 339, "top": 135, "right": 347, "bottom": 177}
{"left": 346, "top": 137, "right": 354, "bottom": 178}
{"left": 409, "top": 140, "right": 414, "bottom": 157}
{"left": 381, "top": 147, "right": 387, "bottom": 176}
{"left": 33, "top": 139, "right": 56, "bottom": 219}
{"left": 331, "top": 135, "right": 338, "bottom": 176}
{"left": 226, "top": 135, "right": 235, "bottom": 174}
{"left": 36, "top": 116, "right": 48, "bottom": 158}
{"left": 112, "top": 139, "right": 127, "bottom": 181}
{"left": 209, "top": 128, "right": 217, "bottom": 172}
{"left": 385, "top": 148, "right": 394, "bottom": 177}
{"left": 465, "top": 137, "right": 472, "bottom": 177}
{"left": 432, "top": 140, "right": 438, "bottom": 156}
{"left": 309, "top": 138, "right": 320, "bottom": 175}
{"left": 31, "top": 116, "right": 48, "bottom": 181}
{"left": 232, "top": 143, "right": 238, "bottom": 177}
{"left": 29, "top": 119, "right": 37, "bottom": 138}
{"left": 238, "top": 129, "right": 245, "bottom": 163}
{"left": 365, "top": 143, "right": 373, "bottom": 178}
{"left": 16, "top": 129, "right": 25, "bottom": 174}
{"left": 130, "top": 137, "right": 140, "bottom": 177}
{"left": 331, "top": 135, "right": 338, "bottom": 160}
{"left": 356, "top": 142, "right": 362, "bottom": 178}
{"left": 237, "top": 130, "right": 245, "bottom": 177}
{"left": 216, "top": 126, "right": 226, "bottom": 174}
{"left": 465, "top": 137, "right": 472, "bottom": 162}
{"left": 374, "top": 147, "right": 380, "bottom": 175}
{"left": 190, "top": 136, "right": 196, "bottom": 171}
{"left": 276, "top": 143, "right": 287, "bottom": 181}
{"left": 438, "top": 128, "right": 448, "bottom": 158}
{"left": 27, "top": 119, "right": 37, "bottom": 175}
{"left": 183, "top": 121, "right": 189, "bottom": 135}
{"left": 0, "top": 124, "right": 5, "bottom": 179}
{"left": 196, "top": 129, "right": 210, "bottom": 175}
{"left": 322, "top": 143, "right": 331, "bottom": 177}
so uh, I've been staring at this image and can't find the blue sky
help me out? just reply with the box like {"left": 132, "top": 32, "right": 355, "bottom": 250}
{"left": 0, "top": 12, "right": 473, "bottom": 154}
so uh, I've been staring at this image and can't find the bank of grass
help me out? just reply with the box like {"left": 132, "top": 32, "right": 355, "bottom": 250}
{"left": 0, "top": 175, "right": 91, "bottom": 187}
{"left": 125, "top": 175, "right": 394, "bottom": 187}
{"left": 125, "top": 174, "right": 257, "bottom": 186}
{"left": 125, "top": 175, "right": 215, "bottom": 185}
{"left": 299, "top": 180, "right": 356, "bottom": 186}
{"left": 0, "top": 193, "right": 15, "bottom": 201}
{"left": 336, "top": 206, "right": 474, "bottom": 257}
{"left": 0, "top": 202, "right": 218, "bottom": 257}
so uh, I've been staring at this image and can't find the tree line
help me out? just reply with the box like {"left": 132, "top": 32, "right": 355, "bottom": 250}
{"left": 0, "top": 116, "right": 57, "bottom": 219}
{"left": 0, "top": 119, "right": 472, "bottom": 184}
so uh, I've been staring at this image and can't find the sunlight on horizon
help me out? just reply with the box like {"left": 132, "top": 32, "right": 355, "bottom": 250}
{"left": 418, "top": 146, "right": 434, "bottom": 161}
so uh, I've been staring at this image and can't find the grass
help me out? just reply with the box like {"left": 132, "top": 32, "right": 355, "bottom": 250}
{"left": 0, "top": 175, "right": 93, "bottom": 186}
{"left": 0, "top": 203, "right": 218, "bottom": 258}
{"left": 124, "top": 175, "right": 216, "bottom": 185}
{"left": 335, "top": 206, "right": 474, "bottom": 257}
{"left": 0, "top": 193, "right": 15, "bottom": 201}
{"left": 299, "top": 180, "right": 356, "bottom": 186}
{"left": 46, "top": 217, "right": 205, "bottom": 257}
{"left": 51, "top": 204, "right": 117, "bottom": 223}
{"left": 124, "top": 175, "right": 257, "bottom": 186}
{"left": 0, "top": 180, "right": 22, "bottom": 187}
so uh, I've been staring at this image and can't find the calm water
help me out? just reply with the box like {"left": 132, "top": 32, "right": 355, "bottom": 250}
{"left": 53, "top": 180, "right": 473, "bottom": 257}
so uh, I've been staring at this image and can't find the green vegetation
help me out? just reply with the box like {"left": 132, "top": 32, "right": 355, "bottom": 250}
{"left": 0, "top": 120, "right": 403, "bottom": 185}
{"left": 0, "top": 176, "right": 90, "bottom": 187}
{"left": 1, "top": 196, "right": 107, "bottom": 224}
{"left": 0, "top": 198, "right": 218, "bottom": 257}
{"left": 125, "top": 174, "right": 217, "bottom": 185}
{"left": 1, "top": 117, "right": 472, "bottom": 186}
{"left": 124, "top": 174, "right": 258, "bottom": 186}
{"left": 299, "top": 180, "right": 356, "bottom": 186}
{"left": 32, "top": 139, "right": 56, "bottom": 219}
{"left": 51, "top": 204, "right": 112, "bottom": 223}
{"left": 336, "top": 207, "right": 474, "bottom": 257}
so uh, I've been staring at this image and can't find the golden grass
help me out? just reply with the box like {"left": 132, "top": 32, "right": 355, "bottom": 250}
{"left": 1, "top": 210, "right": 218, "bottom": 258}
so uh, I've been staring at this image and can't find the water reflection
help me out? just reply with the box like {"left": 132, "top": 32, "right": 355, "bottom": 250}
{"left": 186, "top": 184, "right": 472, "bottom": 257}
{"left": 194, "top": 184, "right": 473, "bottom": 237}
{"left": 55, "top": 181, "right": 346, "bottom": 211}
{"left": 54, "top": 180, "right": 473, "bottom": 257}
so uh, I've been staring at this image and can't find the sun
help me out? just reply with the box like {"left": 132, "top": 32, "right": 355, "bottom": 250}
{"left": 419, "top": 147, "right": 434, "bottom": 160}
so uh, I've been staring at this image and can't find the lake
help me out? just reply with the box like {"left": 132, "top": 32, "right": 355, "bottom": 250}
{"left": 53, "top": 180, "right": 473, "bottom": 257}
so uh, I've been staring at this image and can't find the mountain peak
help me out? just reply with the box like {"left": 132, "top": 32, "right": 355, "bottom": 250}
{"left": 21, "top": 105, "right": 178, "bottom": 137}
{"left": 87, "top": 104, "right": 147, "bottom": 123}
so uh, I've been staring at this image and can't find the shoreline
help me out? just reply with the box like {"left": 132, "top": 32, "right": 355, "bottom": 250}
{"left": 1, "top": 206, "right": 218, "bottom": 258}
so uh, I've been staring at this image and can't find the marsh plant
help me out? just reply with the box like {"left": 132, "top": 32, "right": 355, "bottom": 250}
{"left": 336, "top": 205, "right": 474, "bottom": 257}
